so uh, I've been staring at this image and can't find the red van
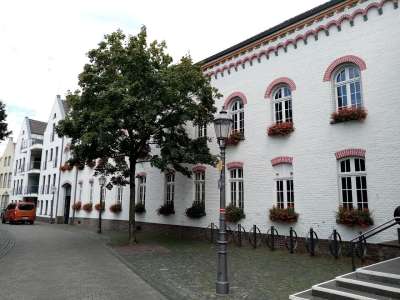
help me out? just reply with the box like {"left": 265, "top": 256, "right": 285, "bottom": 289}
{"left": 1, "top": 202, "right": 36, "bottom": 224}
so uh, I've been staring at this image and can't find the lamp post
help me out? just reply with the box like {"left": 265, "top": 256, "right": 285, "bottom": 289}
{"left": 98, "top": 175, "right": 106, "bottom": 234}
{"left": 213, "top": 108, "right": 233, "bottom": 295}
{"left": 50, "top": 186, "right": 57, "bottom": 224}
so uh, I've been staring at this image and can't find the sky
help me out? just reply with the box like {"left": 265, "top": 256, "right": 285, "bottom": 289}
{"left": 0, "top": 0, "right": 325, "bottom": 152}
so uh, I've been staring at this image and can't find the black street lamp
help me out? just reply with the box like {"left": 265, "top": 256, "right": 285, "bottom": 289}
{"left": 97, "top": 175, "right": 106, "bottom": 234}
{"left": 49, "top": 185, "right": 57, "bottom": 224}
{"left": 213, "top": 108, "right": 233, "bottom": 295}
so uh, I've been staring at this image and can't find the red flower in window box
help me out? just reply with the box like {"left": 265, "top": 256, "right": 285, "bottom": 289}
{"left": 226, "top": 130, "right": 244, "bottom": 146}
{"left": 336, "top": 206, "right": 373, "bottom": 227}
{"left": 331, "top": 107, "right": 367, "bottom": 124}
{"left": 82, "top": 202, "right": 93, "bottom": 212}
{"left": 72, "top": 201, "right": 82, "bottom": 211}
{"left": 267, "top": 122, "right": 294, "bottom": 137}
{"left": 109, "top": 203, "right": 122, "bottom": 213}
{"left": 269, "top": 206, "right": 298, "bottom": 223}
{"left": 95, "top": 202, "right": 105, "bottom": 211}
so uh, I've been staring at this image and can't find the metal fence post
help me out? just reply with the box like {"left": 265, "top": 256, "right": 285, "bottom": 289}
{"left": 289, "top": 227, "right": 294, "bottom": 254}
{"left": 253, "top": 224, "right": 257, "bottom": 249}
{"left": 310, "top": 228, "right": 315, "bottom": 257}
{"left": 271, "top": 226, "right": 275, "bottom": 251}
{"left": 238, "top": 224, "right": 242, "bottom": 247}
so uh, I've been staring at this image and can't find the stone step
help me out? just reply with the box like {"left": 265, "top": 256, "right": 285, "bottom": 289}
{"left": 289, "top": 289, "right": 325, "bottom": 300}
{"left": 355, "top": 269, "right": 400, "bottom": 286}
{"left": 312, "top": 279, "right": 393, "bottom": 300}
{"left": 336, "top": 273, "right": 400, "bottom": 299}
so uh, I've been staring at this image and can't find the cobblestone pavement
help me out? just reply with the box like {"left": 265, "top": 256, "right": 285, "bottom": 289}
{"left": 0, "top": 222, "right": 165, "bottom": 300}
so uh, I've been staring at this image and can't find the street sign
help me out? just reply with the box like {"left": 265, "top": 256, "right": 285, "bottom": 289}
{"left": 106, "top": 183, "right": 113, "bottom": 190}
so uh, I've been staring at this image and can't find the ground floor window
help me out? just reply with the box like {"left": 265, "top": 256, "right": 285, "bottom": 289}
{"left": 165, "top": 172, "right": 175, "bottom": 206}
{"left": 137, "top": 176, "right": 146, "bottom": 205}
{"left": 194, "top": 171, "right": 205, "bottom": 204}
{"left": 230, "top": 168, "right": 244, "bottom": 209}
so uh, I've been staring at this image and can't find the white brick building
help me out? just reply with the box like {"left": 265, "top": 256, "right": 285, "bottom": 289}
{"left": 0, "top": 138, "right": 15, "bottom": 208}
{"left": 14, "top": 0, "right": 400, "bottom": 243}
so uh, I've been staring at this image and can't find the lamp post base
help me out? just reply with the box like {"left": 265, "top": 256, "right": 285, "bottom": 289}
{"left": 216, "top": 282, "right": 229, "bottom": 295}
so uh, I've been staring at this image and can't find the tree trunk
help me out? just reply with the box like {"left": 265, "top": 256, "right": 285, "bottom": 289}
{"left": 128, "top": 156, "right": 137, "bottom": 244}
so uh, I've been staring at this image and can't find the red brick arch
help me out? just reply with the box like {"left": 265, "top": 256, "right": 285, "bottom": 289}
{"left": 223, "top": 92, "right": 248, "bottom": 110}
{"left": 271, "top": 156, "right": 293, "bottom": 166}
{"left": 227, "top": 161, "right": 244, "bottom": 170}
{"left": 192, "top": 165, "right": 206, "bottom": 172}
{"left": 265, "top": 77, "right": 297, "bottom": 99}
{"left": 323, "top": 55, "right": 367, "bottom": 82}
{"left": 335, "top": 148, "right": 366, "bottom": 160}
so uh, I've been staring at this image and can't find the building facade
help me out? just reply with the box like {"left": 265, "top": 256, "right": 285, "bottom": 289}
{"left": 0, "top": 138, "right": 15, "bottom": 208}
{"left": 11, "top": 117, "right": 46, "bottom": 206}
{"left": 15, "top": 0, "right": 400, "bottom": 243}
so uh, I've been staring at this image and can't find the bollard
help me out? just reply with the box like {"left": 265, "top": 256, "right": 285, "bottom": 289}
{"left": 253, "top": 224, "right": 257, "bottom": 249}
{"left": 310, "top": 228, "right": 315, "bottom": 256}
{"left": 289, "top": 227, "right": 294, "bottom": 254}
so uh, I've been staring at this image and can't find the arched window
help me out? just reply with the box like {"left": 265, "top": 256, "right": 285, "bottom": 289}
{"left": 272, "top": 162, "right": 294, "bottom": 209}
{"left": 272, "top": 85, "right": 292, "bottom": 123}
{"left": 338, "top": 157, "right": 368, "bottom": 210}
{"left": 230, "top": 97, "right": 244, "bottom": 134}
{"left": 334, "top": 65, "right": 362, "bottom": 110}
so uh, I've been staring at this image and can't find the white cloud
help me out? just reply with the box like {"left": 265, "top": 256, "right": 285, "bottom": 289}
{"left": 0, "top": 0, "right": 324, "bottom": 152}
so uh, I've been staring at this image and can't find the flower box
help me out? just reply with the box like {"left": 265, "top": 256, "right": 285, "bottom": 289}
{"left": 82, "top": 203, "right": 93, "bottom": 212}
{"left": 72, "top": 201, "right": 82, "bottom": 211}
{"left": 110, "top": 203, "right": 122, "bottom": 213}
{"left": 331, "top": 107, "right": 367, "bottom": 124}
{"left": 225, "top": 203, "right": 245, "bottom": 223}
{"left": 269, "top": 206, "right": 298, "bottom": 223}
{"left": 267, "top": 122, "right": 294, "bottom": 137}
{"left": 157, "top": 203, "right": 175, "bottom": 216}
{"left": 135, "top": 202, "right": 146, "bottom": 214}
{"left": 185, "top": 201, "right": 206, "bottom": 219}
{"left": 226, "top": 130, "right": 244, "bottom": 146}
{"left": 59, "top": 163, "right": 73, "bottom": 172}
{"left": 95, "top": 202, "right": 105, "bottom": 211}
{"left": 336, "top": 206, "right": 373, "bottom": 227}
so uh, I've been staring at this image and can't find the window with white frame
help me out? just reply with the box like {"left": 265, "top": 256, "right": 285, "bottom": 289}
{"left": 194, "top": 171, "right": 205, "bottom": 204}
{"left": 230, "top": 97, "right": 244, "bottom": 134}
{"left": 116, "top": 185, "right": 123, "bottom": 204}
{"left": 230, "top": 168, "right": 244, "bottom": 209}
{"left": 165, "top": 172, "right": 175, "bottom": 206}
{"left": 272, "top": 85, "right": 292, "bottom": 123}
{"left": 274, "top": 164, "right": 294, "bottom": 209}
{"left": 137, "top": 176, "right": 146, "bottom": 205}
{"left": 89, "top": 181, "right": 94, "bottom": 203}
{"left": 78, "top": 182, "right": 83, "bottom": 201}
{"left": 334, "top": 65, "right": 363, "bottom": 110}
{"left": 338, "top": 157, "right": 368, "bottom": 210}
{"left": 197, "top": 124, "right": 207, "bottom": 138}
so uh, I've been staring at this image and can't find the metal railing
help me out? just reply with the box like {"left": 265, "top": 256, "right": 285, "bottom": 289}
{"left": 350, "top": 206, "right": 400, "bottom": 270}
{"left": 20, "top": 138, "right": 44, "bottom": 150}
{"left": 29, "top": 161, "right": 41, "bottom": 170}
{"left": 23, "top": 185, "right": 39, "bottom": 195}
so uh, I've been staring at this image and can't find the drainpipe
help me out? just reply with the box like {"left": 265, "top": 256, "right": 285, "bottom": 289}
{"left": 71, "top": 165, "right": 78, "bottom": 225}
{"left": 55, "top": 136, "right": 64, "bottom": 224}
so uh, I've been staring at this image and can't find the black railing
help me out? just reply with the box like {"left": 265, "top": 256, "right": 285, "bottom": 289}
{"left": 350, "top": 206, "right": 400, "bottom": 270}
{"left": 23, "top": 185, "right": 39, "bottom": 195}
{"left": 29, "top": 161, "right": 41, "bottom": 170}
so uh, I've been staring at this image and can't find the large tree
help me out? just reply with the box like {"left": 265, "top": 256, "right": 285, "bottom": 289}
{"left": 57, "top": 27, "right": 219, "bottom": 242}
{"left": 0, "top": 101, "right": 11, "bottom": 140}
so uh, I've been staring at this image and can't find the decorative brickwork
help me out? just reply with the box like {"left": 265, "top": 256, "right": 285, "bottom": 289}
{"left": 223, "top": 91, "right": 248, "bottom": 109}
{"left": 136, "top": 172, "right": 146, "bottom": 178}
{"left": 192, "top": 165, "right": 206, "bottom": 172}
{"left": 265, "top": 77, "right": 297, "bottom": 98}
{"left": 323, "top": 55, "right": 367, "bottom": 81}
{"left": 271, "top": 156, "right": 293, "bottom": 167}
{"left": 226, "top": 161, "right": 244, "bottom": 170}
{"left": 335, "top": 148, "right": 366, "bottom": 160}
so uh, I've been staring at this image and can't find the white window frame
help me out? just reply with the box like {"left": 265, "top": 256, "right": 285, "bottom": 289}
{"left": 338, "top": 157, "right": 368, "bottom": 210}
{"left": 193, "top": 171, "right": 205, "bottom": 204}
{"left": 272, "top": 85, "right": 293, "bottom": 124}
{"left": 274, "top": 177, "right": 294, "bottom": 209}
{"left": 116, "top": 185, "right": 123, "bottom": 204}
{"left": 78, "top": 182, "right": 83, "bottom": 201}
{"left": 229, "top": 168, "right": 244, "bottom": 209}
{"left": 197, "top": 124, "right": 207, "bottom": 138}
{"left": 89, "top": 181, "right": 94, "bottom": 203}
{"left": 230, "top": 98, "right": 244, "bottom": 134}
{"left": 165, "top": 172, "right": 175, "bottom": 206}
{"left": 137, "top": 176, "right": 146, "bottom": 205}
{"left": 333, "top": 65, "right": 363, "bottom": 111}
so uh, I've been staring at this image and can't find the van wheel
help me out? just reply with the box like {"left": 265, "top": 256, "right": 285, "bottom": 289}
{"left": 29, "top": 221, "right": 34, "bottom": 225}
{"left": 1, "top": 217, "right": 5, "bottom": 224}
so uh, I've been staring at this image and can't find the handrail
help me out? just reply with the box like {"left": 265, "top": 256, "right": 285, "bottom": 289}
{"left": 350, "top": 206, "right": 400, "bottom": 270}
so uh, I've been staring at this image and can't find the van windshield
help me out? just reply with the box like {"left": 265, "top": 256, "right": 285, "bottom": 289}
{"left": 18, "top": 204, "right": 35, "bottom": 211}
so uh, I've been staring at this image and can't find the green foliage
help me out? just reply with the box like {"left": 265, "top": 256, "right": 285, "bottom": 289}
{"left": 134, "top": 202, "right": 146, "bottom": 214}
{"left": 56, "top": 27, "right": 220, "bottom": 241}
{"left": 185, "top": 201, "right": 206, "bottom": 219}
{"left": 0, "top": 101, "right": 11, "bottom": 141}
{"left": 225, "top": 203, "right": 245, "bottom": 223}
{"left": 269, "top": 206, "right": 298, "bottom": 223}
{"left": 336, "top": 206, "right": 373, "bottom": 227}
{"left": 157, "top": 203, "right": 175, "bottom": 216}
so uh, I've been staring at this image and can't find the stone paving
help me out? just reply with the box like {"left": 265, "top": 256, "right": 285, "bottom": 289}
{"left": 0, "top": 222, "right": 165, "bottom": 300}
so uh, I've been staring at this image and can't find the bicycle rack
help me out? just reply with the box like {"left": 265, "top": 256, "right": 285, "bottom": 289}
{"left": 305, "top": 227, "right": 319, "bottom": 256}
{"left": 285, "top": 227, "right": 298, "bottom": 254}
{"left": 233, "top": 224, "right": 247, "bottom": 247}
{"left": 248, "top": 224, "right": 262, "bottom": 249}
{"left": 205, "top": 222, "right": 219, "bottom": 243}
{"left": 266, "top": 226, "right": 279, "bottom": 251}
{"left": 328, "top": 229, "right": 342, "bottom": 259}
{"left": 225, "top": 224, "right": 234, "bottom": 244}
